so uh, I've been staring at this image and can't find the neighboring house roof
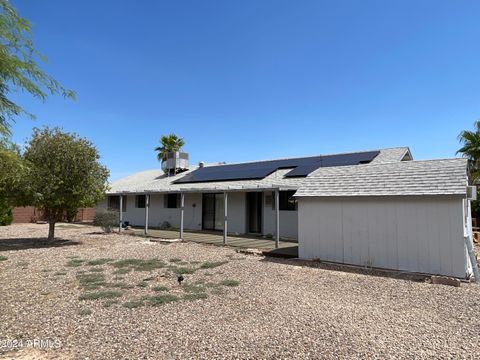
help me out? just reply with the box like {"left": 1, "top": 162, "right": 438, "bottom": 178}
{"left": 295, "top": 158, "right": 468, "bottom": 197}
{"left": 107, "top": 147, "right": 415, "bottom": 195}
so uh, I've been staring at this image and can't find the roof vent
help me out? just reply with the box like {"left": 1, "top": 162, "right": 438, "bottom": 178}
{"left": 199, "top": 161, "right": 205, "bottom": 168}
{"left": 162, "top": 151, "right": 189, "bottom": 175}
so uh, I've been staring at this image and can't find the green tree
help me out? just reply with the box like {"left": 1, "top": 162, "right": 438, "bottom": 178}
{"left": 457, "top": 120, "right": 480, "bottom": 180}
{"left": 154, "top": 134, "right": 185, "bottom": 161}
{"left": 0, "top": 144, "right": 25, "bottom": 224}
{"left": 22, "top": 127, "right": 109, "bottom": 241}
{"left": 0, "top": 0, "right": 75, "bottom": 136}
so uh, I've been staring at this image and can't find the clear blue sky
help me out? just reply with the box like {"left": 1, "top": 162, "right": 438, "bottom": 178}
{"left": 9, "top": 0, "right": 480, "bottom": 180}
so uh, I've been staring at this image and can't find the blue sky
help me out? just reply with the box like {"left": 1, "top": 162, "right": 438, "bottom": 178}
{"left": 9, "top": 0, "right": 480, "bottom": 180}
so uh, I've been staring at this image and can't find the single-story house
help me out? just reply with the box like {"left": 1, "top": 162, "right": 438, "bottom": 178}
{"left": 99, "top": 147, "right": 477, "bottom": 279}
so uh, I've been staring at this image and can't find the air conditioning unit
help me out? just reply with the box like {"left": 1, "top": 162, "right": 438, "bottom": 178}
{"left": 161, "top": 151, "right": 189, "bottom": 175}
{"left": 467, "top": 186, "right": 477, "bottom": 200}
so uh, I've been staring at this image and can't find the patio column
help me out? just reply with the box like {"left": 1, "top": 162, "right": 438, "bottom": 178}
{"left": 275, "top": 189, "right": 280, "bottom": 248}
{"left": 144, "top": 194, "right": 150, "bottom": 235}
{"left": 119, "top": 195, "right": 123, "bottom": 233}
{"left": 180, "top": 193, "right": 185, "bottom": 240}
{"left": 223, "top": 192, "right": 228, "bottom": 245}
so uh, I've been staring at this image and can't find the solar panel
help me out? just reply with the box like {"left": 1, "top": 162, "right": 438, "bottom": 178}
{"left": 174, "top": 150, "right": 380, "bottom": 184}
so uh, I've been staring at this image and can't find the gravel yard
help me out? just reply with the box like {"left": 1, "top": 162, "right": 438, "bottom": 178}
{"left": 1, "top": 223, "right": 479, "bottom": 359}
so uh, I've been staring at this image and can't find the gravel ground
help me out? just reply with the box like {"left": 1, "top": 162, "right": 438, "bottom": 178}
{"left": 1, "top": 223, "right": 480, "bottom": 359}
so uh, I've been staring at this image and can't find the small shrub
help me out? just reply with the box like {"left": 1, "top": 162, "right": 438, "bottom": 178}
{"left": 0, "top": 256, "right": 8, "bottom": 261}
{"left": 183, "top": 293, "right": 208, "bottom": 301}
{"left": 93, "top": 209, "right": 119, "bottom": 233}
{"left": 79, "top": 290, "right": 123, "bottom": 301}
{"left": 123, "top": 300, "right": 144, "bottom": 309}
{"left": 220, "top": 279, "right": 240, "bottom": 287}
{"left": 148, "top": 294, "right": 180, "bottom": 306}
{"left": 200, "top": 261, "right": 228, "bottom": 269}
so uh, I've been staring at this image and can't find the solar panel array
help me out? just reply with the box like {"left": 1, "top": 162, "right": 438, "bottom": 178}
{"left": 174, "top": 150, "right": 380, "bottom": 184}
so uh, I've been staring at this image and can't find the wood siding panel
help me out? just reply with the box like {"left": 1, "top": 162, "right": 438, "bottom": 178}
{"left": 298, "top": 196, "right": 468, "bottom": 278}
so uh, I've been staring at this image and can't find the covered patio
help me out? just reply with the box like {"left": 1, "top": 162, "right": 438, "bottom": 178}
{"left": 127, "top": 228, "right": 298, "bottom": 257}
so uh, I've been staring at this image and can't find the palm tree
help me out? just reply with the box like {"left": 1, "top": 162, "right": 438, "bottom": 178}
{"left": 154, "top": 134, "right": 185, "bottom": 162}
{"left": 457, "top": 120, "right": 480, "bottom": 180}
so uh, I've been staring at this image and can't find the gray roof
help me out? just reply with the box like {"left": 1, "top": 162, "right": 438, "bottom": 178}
{"left": 108, "top": 167, "right": 304, "bottom": 194}
{"left": 369, "top": 147, "right": 412, "bottom": 164}
{"left": 295, "top": 158, "right": 468, "bottom": 197}
{"left": 107, "top": 147, "right": 418, "bottom": 195}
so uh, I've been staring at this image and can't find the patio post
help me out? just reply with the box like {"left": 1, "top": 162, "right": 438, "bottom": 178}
{"left": 119, "top": 195, "right": 123, "bottom": 233}
{"left": 275, "top": 189, "right": 280, "bottom": 248}
{"left": 180, "top": 193, "right": 185, "bottom": 240}
{"left": 223, "top": 192, "right": 228, "bottom": 245}
{"left": 144, "top": 194, "right": 149, "bottom": 235}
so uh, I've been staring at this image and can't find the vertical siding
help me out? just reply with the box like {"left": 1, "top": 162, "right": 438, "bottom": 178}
{"left": 298, "top": 196, "right": 468, "bottom": 278}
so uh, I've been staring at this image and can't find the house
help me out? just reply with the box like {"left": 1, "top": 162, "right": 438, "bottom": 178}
{"left": 99, "top": 147, "right": 477, "bottom": 279}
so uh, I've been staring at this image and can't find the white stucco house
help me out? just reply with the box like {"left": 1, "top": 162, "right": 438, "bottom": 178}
{"left": 99, "top": 147, "right": 477, "bottom": 279}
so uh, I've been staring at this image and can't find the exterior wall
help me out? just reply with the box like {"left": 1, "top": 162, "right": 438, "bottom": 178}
{"left": 298, "top": 196, "right": 468, "bottom": 278}
{"left": 262, "top": 192, "right": 298, "bottom": 239}
{"left": 100, "top": 191, "right": 298, "bottom": 239}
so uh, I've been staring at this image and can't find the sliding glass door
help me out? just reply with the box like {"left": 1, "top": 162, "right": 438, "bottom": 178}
{"left": 202, "top": 193, "right": 224, "bottom": 231}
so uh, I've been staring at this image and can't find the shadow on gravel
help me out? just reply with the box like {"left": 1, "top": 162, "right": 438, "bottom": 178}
{"left": 0, "top": 238, "right": 80, "bottom": 252}
{"left": 260, "top": 256, "right": 430, "bottom": 283}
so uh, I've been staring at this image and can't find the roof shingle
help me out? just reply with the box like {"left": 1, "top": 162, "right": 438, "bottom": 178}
{"left": 295, "top": 158, "right": 468, "bottom": 197}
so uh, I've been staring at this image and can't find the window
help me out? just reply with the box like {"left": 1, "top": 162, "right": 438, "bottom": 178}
{"left": 279, "top": 191, "right": 297, "bottom": 211}
{"left": 135, "top": 195, "right": 146, "bottom": 208}
{"left": 164, "top": 194, "right": 180, "bottom": 208}
{"left": 108, "top": 195, "right": 127, "bottom": 212}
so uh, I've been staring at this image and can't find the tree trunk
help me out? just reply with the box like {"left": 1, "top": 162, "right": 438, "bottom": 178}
{"left": 47, "top": 220, "right": 56, "bottom": 242}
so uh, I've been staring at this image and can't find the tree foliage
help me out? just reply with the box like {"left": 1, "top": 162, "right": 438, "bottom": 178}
{"left": 0, "top": 0, "right": 75, "bottom": 136}
{"left": 22, "top": 127, "right": 109, "bottom": 240}
{"left": 154, "top": 134, "right": 185, "bottom": 162}
{"left": 0, "top": 143, "right": 26, "bottom": 224}
{"left": 457, "top": 120, "right": 480, "bottom": 181}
